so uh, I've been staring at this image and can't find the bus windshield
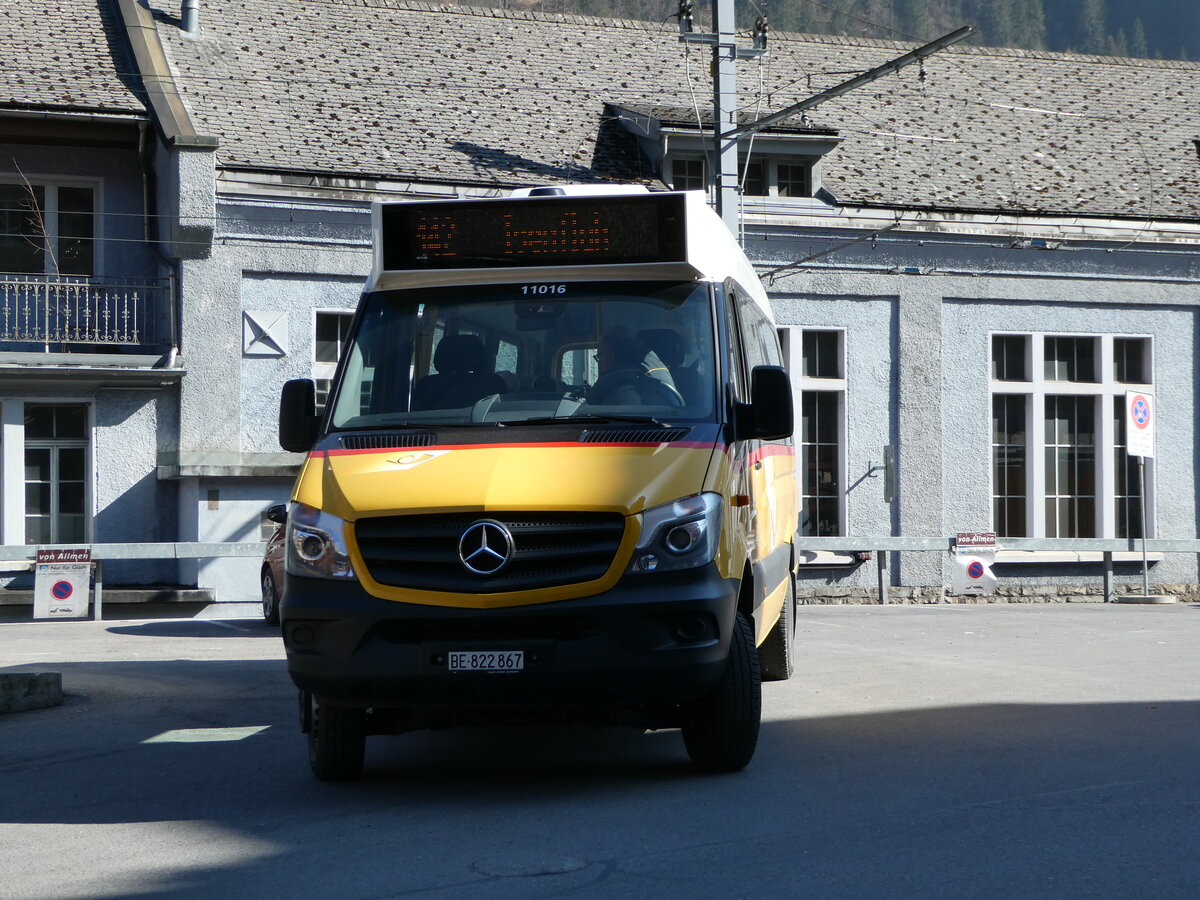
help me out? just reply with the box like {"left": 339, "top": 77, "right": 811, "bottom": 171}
{"left": 328, "top": 281, "right": 717, "bottom": 429}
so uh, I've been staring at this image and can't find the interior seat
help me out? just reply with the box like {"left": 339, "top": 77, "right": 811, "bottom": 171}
{"left": 637, "top": 328, "right": 704, "bottom": 405}
{"left": 411, "top": 334, "right": 506, "bottom": 410}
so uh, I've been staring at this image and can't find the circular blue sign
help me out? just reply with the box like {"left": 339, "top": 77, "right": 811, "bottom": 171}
{"left": 967, "top": 560, "right": 985, "bottom": 579}
{"left": 1132, "top": 396, "right": 1150, "bottom": 428}
{"left": 51, "top": 580, "right": 74, "bottom": 600}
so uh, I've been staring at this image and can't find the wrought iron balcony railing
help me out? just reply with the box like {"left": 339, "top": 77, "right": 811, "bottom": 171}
{"left": 0, "top": 274, "right": 172, "bottom": 348}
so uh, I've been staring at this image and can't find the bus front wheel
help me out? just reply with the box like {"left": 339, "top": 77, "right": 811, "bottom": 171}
{"left": 681, "top": 612, "right": 761, "bottom": 771}
{"left": 308, "top": 696, "right": 366, "bottom": 781}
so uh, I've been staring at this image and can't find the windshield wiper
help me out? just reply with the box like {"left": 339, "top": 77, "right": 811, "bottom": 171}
{"left": 498, "top": 414, "right": 670, "bottom": 427}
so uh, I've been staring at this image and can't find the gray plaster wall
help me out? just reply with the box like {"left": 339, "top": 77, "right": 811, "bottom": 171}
{"left": 154, "top": 144, "right": 216, "bottom": 260}
{"left": 92, "top": 388, "right": 177, "bottom": 584}
{"left": 191, "top": 475, "right": 295, "bottom": 602}
{"left": 766, "top": 270, "right": 950, "bottom": 587}
{"left": 772, "top": 287, "right": 904, "bottom": 593}
{"left": 939, "top": 283, "right": 1199, "bottom": 590}
{"left": 239, "top": 272, "right": 363, "bottom": 453}
{"left": 172, "top": 197, "right": 371, "bottom": 597}
{"left": 751, "top": 229, "right": 1200, "bottom": 595}
{"left": 177, "top": 202, "right": 370, "bottom": 455}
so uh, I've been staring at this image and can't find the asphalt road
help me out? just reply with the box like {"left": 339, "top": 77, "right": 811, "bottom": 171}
{"left": 2, "top": 603, "right": 1199, "bottom": 899}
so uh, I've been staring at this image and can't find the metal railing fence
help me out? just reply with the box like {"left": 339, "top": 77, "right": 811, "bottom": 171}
{"left": 800, "top": 536, "right": 1200, "bottom": 604}
{"left": 5, "top": 537, "right": 1200, "bottom": 618}
{"left": 0, "top": 274, "right": 170, "bottom": 346}
{"left": 0, "top": 542, "right": 265, "bottom": 620}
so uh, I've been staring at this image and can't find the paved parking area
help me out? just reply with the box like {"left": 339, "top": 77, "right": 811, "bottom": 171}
{"left": 2, "top": 604, "right": 1199, "bottom": 898}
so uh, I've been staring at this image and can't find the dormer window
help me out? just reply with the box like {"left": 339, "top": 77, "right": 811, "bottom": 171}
{"left": 672, "top": 157, "right": 706, "bottom": 192}
{"left": 777, "top": 162, "right": 811, "bottom": 197}
{"left": 608, "top": 102, "right": 840, "bottom": 204}
{"left": 664, "top": 155, "right": 815, "bottom": 199}
{"left": 741, "top": 158, "right": 766, "bottom": 196}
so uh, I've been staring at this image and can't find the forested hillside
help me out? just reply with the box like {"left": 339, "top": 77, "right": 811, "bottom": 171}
{"left": 464, "top": 0, "right": 1198, "bottom": 60}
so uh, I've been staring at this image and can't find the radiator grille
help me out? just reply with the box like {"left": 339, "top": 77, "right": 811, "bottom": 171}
{"left": 354, "top": 511, "right": 627, "bottom": 593}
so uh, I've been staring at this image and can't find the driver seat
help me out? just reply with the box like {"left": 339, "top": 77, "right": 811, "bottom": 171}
{"left": 411, "top": 334, "right": 506, "bottom": 410}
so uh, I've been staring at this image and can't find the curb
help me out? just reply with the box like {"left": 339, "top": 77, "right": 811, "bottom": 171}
{"left": 0, "top": 672, "right": 64, "bottom": 715}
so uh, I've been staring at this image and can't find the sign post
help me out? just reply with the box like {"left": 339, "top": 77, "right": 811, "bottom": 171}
{"left": 1122, "top": 391, "right": 1160, "bottom": 601}
{"left": 33, "top": 549, "right": 92, "bottom": 619}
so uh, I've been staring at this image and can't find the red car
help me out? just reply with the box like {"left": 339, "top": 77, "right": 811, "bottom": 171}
{"left": 261, "top": 503, "right": 287, "bottom": 624}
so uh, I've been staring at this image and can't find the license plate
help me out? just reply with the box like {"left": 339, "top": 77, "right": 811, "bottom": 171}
{"left": 447, "top": 650, "right": 524, "bottom": 673}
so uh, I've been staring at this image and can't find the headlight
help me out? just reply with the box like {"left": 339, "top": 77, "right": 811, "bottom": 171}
{"left": 628, "top": 492, "right": 722, "bottom": 574}
{"left": 285, "top": 503, "right": 356, "bottom": 580}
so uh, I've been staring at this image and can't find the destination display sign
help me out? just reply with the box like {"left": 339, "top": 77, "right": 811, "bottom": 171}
{"left": 380, "top": 193, "right": 688, "bottom": 271}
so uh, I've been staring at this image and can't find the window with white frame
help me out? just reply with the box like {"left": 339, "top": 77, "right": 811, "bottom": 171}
{"left": 666, "top": 155, "right": 814, "bottom": 199}
{"left": 669, "top": 157, "right": 707, "bottom": 192}
{"left": 24, "top": 404, "right": 89, "bottom": 544}
{"left": 313, "top": 310, "right": 354, "bottom": 412}
{"left": 0, "top": 181, "right": 95, "bottom": 276}
{"left": 738, "top": 156, "right": 813, "bottom": 198}
{"left": 990, "top": 333, "right": 1152, "bottom": 539}
{"left": 782, "top": 327, "right": 846, "bottom": 536}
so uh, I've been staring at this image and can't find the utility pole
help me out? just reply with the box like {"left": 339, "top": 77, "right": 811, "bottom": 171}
{"left": 678, "top": 1, "right": 766, "bottom": 236}
{"left": 680, "top": 3, "right": 973, "bottom": 241}
{"left": 711, "top": 0, "right": 739, "bottom": 236}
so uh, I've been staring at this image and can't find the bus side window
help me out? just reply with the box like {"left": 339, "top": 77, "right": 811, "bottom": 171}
{"left": 757, "top": 317, "right": 783, "bottom": 368}
{"left": 557, "top": 342, "right": 597, "bottom": 389}
{"left": 723, "top": 291, "right": 748, "bottom": 401}
{"left": 734, "top": 288, "right": 769, "bottom": 374}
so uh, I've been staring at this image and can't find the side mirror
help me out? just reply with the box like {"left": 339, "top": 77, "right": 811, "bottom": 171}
{"left": 266, "top": 503, "right": 288, "bottom": 525}
{"left": 746, "top": 365, "right": 793, "bottom": 441}
{"left": 279, "top": 379, "right": 320, "bottom": 452}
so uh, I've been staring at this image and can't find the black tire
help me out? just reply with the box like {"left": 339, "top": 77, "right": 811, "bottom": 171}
{"left": 308, "top": 696, "right": 366, "bottom": 781}
{"left": 759, "top": 568, "right": 796, "bottom": 682}
{"left": 681, "top": 612, "right": 761, "bottom": 772}
{"left": 261, "top": 568, "right": 280, "bottom": 625}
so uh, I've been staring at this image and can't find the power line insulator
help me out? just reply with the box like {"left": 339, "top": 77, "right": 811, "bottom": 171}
{"left": 754, "top": 15, "right": 769, "bottom": 51}
{"left": 677, "top": 0, "right": 694, "bottom": 35}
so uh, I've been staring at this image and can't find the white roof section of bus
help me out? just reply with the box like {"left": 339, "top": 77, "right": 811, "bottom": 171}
{"left": 367, "top": 187, "right": 772, "bottom": 318}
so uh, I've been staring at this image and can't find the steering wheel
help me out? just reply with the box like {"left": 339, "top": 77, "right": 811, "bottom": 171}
{"left": 588, "top": 370, "right": 685, "bottom": 407}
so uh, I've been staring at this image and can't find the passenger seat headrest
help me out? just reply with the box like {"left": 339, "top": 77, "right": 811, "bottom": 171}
{"left": 434, "top": 333, "right": 487, "bottom": 374}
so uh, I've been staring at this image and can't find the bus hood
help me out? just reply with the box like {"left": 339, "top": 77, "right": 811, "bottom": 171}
{"left": 297, "top": 439, "right": 721, "bottom": 520}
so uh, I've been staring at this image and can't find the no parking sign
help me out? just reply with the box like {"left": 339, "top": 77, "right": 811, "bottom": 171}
{"left": 1125, "top": 391, "right": 1154, "bottom": 459}
{"left": 952, "top": 532, "right": 998, "bottom": 596}
{"left": 33, "top": 549, "right": 92, "bottom": 619}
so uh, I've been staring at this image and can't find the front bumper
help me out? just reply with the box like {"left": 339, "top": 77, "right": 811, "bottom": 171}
{"left": 281, "top": 564, "right": 738, "bottom": 712}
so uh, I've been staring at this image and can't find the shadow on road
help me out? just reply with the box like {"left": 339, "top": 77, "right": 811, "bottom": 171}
{"left": 105, "top": 619, "right": 281, "bottom": 639}
{"left": 2, "top": 654, "right": 1199, "bottom": 897}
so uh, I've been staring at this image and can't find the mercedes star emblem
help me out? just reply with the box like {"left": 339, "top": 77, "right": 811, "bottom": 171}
{"left": 458, "top": 519, "right": 515, "bottom": 575}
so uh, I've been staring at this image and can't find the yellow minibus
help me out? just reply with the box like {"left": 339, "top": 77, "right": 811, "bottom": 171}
{"left": 278, "top": 185, "right": 799, "bottom": 779}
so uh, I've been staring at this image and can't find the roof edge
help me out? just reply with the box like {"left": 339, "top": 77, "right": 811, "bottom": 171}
{"left": 114, "top": 0, "right": 219, "bottom": 149}
{"left": 0, "top": 104, "right": 147, "bottom": 122}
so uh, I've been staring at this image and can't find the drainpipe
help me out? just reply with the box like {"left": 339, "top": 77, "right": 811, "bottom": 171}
{"left": 182, "top": 0, "right": 200, "bottom": 35}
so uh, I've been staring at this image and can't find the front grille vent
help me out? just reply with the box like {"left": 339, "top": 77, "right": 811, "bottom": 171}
{"left": 355, "top": 512, "right": 626, "bottom": 593}
{"left": 338, "top": 432, "right": 437, "bottom": 450}
{"left": 578, "top": 427, "right": 690, "bottom": 444}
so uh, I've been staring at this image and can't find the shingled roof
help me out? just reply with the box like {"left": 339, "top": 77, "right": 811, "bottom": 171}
{"left": 145, "top": 1, "right": 1199, "bottom": 220}
{"left": 0, "top": 1, "right": 145, "bottom": 116}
